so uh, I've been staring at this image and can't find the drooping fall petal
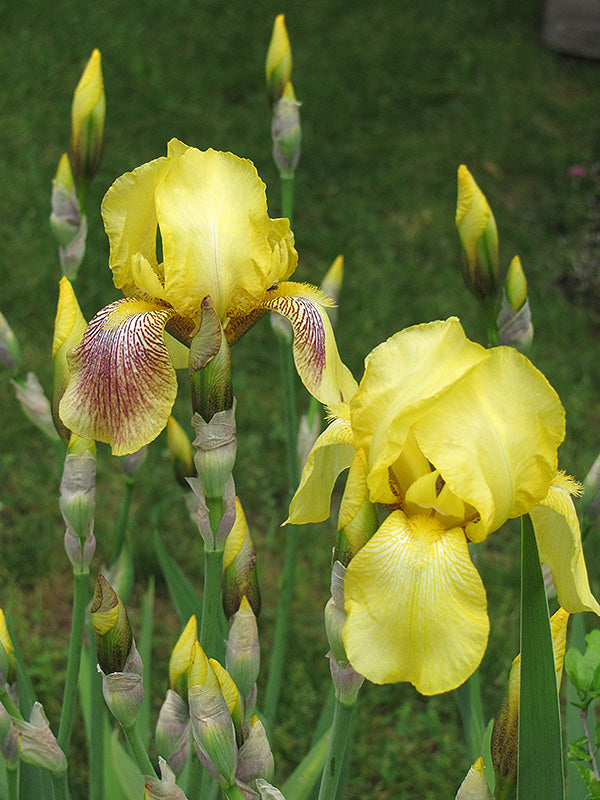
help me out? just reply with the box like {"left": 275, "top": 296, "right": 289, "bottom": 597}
{"left": 262, "top": 282, "right": 358, "bottom": 408}
{"left": 59, "top": 297, "right": 178, "bottom": 455}
{"left": 530, "top": 473, "right": 600, "bottom": 615}
{"left": 343, "top": 510, "right": 489, "bottom": 694}
{"left": 287, "top": 415, "right": 355, "bottom": 525}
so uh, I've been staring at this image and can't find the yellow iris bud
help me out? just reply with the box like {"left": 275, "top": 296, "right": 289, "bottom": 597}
{"left": 69, "top": 49, "right": 105, "bottom": 186}
{"left": 265, "top": 14, "right": 292, "bottom": 105}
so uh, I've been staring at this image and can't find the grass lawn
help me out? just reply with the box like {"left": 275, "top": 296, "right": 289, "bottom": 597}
{"left": 1, "top": 0, "right": 600, "bottom": 797}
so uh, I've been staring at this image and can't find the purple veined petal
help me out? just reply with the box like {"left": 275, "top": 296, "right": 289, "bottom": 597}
{"left": 59, "top": 297, "right": 178, "bottom": 455}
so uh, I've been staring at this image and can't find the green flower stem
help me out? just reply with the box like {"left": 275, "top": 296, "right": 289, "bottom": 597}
{"left": 484, "top": 298, "right": 499, "bottom": 347}
{"left": 200, "top": 547, "right": 225, "bottom": 661}
{"left": 110, "top": 477, "right": 135, "bottom": 564}
{"left": 223, "top": 781, "right": 247, "bottom": 800}
{"left": 317, "top": 699, "right": 356, "bottom": 800}
{"left": 88, "top": 615, "right": 104, "bottom": 800}
{"left": 122, "top": 720, "right": 155, "bottom": 777}
{"left": 263, "top": 333, "right": 301, "bottom": 732}
{"left": 57, "top": 570, "right": 90, "bottom": 752}
{"left": 0, "top": 687, "right": 22, "bottom": 720}
{"left": 6, "top": 763, "right": 18, "bottom": 800}
{"left": 50, "top": 770, "right": 70, "bottom": 800}
{"left": 281, "top": 175, "right": 294, "bottom": 227}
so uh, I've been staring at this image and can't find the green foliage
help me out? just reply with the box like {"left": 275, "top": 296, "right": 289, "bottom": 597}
{"left": 566, "top": 629, "right": 600, "bottom": 798}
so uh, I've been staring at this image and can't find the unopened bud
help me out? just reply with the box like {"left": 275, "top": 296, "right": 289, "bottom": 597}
{"left": 0, "top": 311, "right": 20, "bottom": 373}
{"left": 187, "top": 642, "right": 238, "bottom": 787}
{"left": 167, "top": 417, "right": 195, "bottom": 487}
{"left": 50, "top": 155, "right": 87, "bottom": 279}
{"left": 155, "top": 691, "right": 191, "bottom": 778}
{"left": 324, "top": 562, "right": 347, "bottom": 664}
{"left": 0, "top": 610, "right": 15, "bottom": 685}
{"left": 256, "top": 779, "right": 287, "bottom": 799}
{"left": 266, "top": 15, "right": 292, "bottom": 106}
{"left": 169, "top": 616, "right": 197, "bottom": 699}
{"left": 11, "top": 373, "right": 60, "bottom": 442}
{"left": 222, "top": 500, "right": 261, "bottom": 619}
{"left": 69, "top": 49, "right": 105, "bottom": 187}
{"left": 236, "top": 716, "right": 274, "bottom": 785}
{"left": 91, "top": 575, "right": 133, "bottom": 674}
{"left": 272, "top": 82, "right": 301, "bottom": 179}
{"left": 455, "top": 757, "right": 493, "bottom": 800}
{"left": 12, "top": 702, "right": 67, "bottom": 774}
{"left": 144, "top": 756, "right": 189, "bottom": 799}
{"left": 456, "top": 165, "right": 499, "bottom": 303}
{"left": 327, "top": 655, "right": 364, "bottom": 707}
{"left": 226, "top": 597, "right": 260, "bottom": 706}
{"left": 59, "top": 447, "right": 96, "bottom": 541}
{"left": 498, "top": 257, "right": 533, "bottom": 350}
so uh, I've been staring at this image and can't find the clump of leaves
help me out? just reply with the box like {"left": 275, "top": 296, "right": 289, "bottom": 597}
{"left": 565, "top": 629, "right": 600, "bottom": 797}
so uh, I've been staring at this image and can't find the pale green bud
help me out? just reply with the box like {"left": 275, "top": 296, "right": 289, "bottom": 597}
{"left": 155, "top": 691, "right": 191, "bottom": 778}
{"left": 144, "top": 756, "right": 189, "bottom": 799}
{"left": 0, "top": 311, "right": 20, "bottom": 373}
{"left": 324, "top": 562, "right": 347, "bottom": 664}
{"left": 272, "top": 82, "right": 301, "bottom": 179}
{"left": 50, "top": 154, "right": 87, "bottom": 279}
{"left": 236, "top": 715, "right": 274, "bottom": 785}
{"left": 11, "top": 373, "right": 60, "bottom": 441}
{"left": 12, "top": 702, "right": 67, "bottom": 774}
{"left": 226, "top": 597, "right": 260, "bottom": 705}
{"left": 222, "top": 499, "right": 261, "bottom": 619}
{"left": 256, "top": 779, "right": 287, "bottom": 799}
{"left": 100, "top": 644, "right": 144, "bottom": 727}
{"left": 188, "top": 643, "right": 238, "bottom": 787}
{"left": 59, "top": 448, "right": 96, "bottom": 541}
{"left": 189, "top": 297, "right": 232, "bottom": 423}
{"left": 455, "top": 757, "right": 493, "bottom": 799}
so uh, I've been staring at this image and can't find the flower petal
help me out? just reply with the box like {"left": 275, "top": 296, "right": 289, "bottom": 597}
{"left": 287, "top": 415, "right": 354, "bottom": 525}
{"left": 101, "top": 154, "right": 172, "bottom": 293}
{"left": 262, "top": 282, "right": 358, "bottom": 408}
{"left": 343, "top": 510, "right": 489, "bottom": 694}
{"left": 351, "top": 318, "right": 488, "bottom": 504}
{"left": 412, "top": 346, "right": 565, "bottom": 539}
{"left": 530, "top": 474, "right": 600, "bottom": 615}
{"left": 156, "top": 147, "right": 297, "bottom": 320}
{"left": 59, "top": 298, "right": 178, "bottom": 455}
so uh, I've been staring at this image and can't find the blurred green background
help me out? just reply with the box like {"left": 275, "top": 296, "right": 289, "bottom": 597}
{"left": 1, "top": 0, "right": 600, "bottom": 797}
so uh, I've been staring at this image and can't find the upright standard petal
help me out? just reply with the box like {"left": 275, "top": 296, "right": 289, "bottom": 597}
{"left": 261, "top": 282, "right": 358, "bottom": 408}
{"left": 287, "top": 416, "right": 355, "bottom": 525}
{"left": 530, "top": 474, "right": 600, "bottom": 615}
{"left": 101, "top": 154, "right": 173, "bottom": 293}
{"left": 412, "top": 346, "right": 565, "bottom": 540}
{"left": 156, "top": 147, "right": 297, "bottom": 320}
{"left": 59, "top": 298, "right": 178, "bottom": 455}
{"left": 343, "top": 510, "right": 489, "bottom": 694}
{"left": 351, "top": 318, "right": 487, "bottom": 504}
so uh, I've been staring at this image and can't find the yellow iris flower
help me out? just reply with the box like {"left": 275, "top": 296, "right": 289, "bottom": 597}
{"left": 288, "top": 317, "right": 600, "bottom": 695}
{"left": 59, "top": 140, "right": 356, "bottom": 455}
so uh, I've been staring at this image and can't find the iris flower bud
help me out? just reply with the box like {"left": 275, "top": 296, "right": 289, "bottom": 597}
{"left": 0, "top": 610, "right": 15, "bottom": 686}
{"left": 169, "top": 616, "right": 197, "bottom": 699}
{"left": 144, "top": 756, "right": 189, "bottom": 799}
{"left": 265, "top": 15, "right": 292, "bottom": 106}
{"left": 0, "top": 311, "right": 20, "bottom": 374}
{"left": 91, "top": 575, "right": 144, "bottom": 726}
{"left": 11, "top": 372, "right": 60, "bottom": 442}
{"left": 456, "top": 165, "right": 499, "bottom": 303}
{"left": 455, "top": 757, "right": 493, "bottom": 799}
{"left": 155, "top": 691, "right": 191, "bottom": 778}
{"left": 50, "top": 154, "right": 87, "bottom": 279}
{"left": 167, "top": 416, "right": 196, "bottom": 488}
{"left": 69, "top": 49, "right": 105, "bottom": 187}
{"left": 498, "top": 256, "right": 534, "bottom": 350}
{"left": 12, "top": 703, "right": 67, "bottom": 775}
{"left": 222, "top": 499, "right": 261, "bottom": 619}
{"left": 226, "top": 597, "right": 260, "bottom": 709}
{"left": 271, "top": 82, "right": 301, "bottom": 179}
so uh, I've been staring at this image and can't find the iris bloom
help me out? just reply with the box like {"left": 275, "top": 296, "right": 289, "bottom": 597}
{"left": 59, "top": 140, "right": 356, "bottom": 455}
{"left": 288, "top": 317, "right": 600, "bottom": 695}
